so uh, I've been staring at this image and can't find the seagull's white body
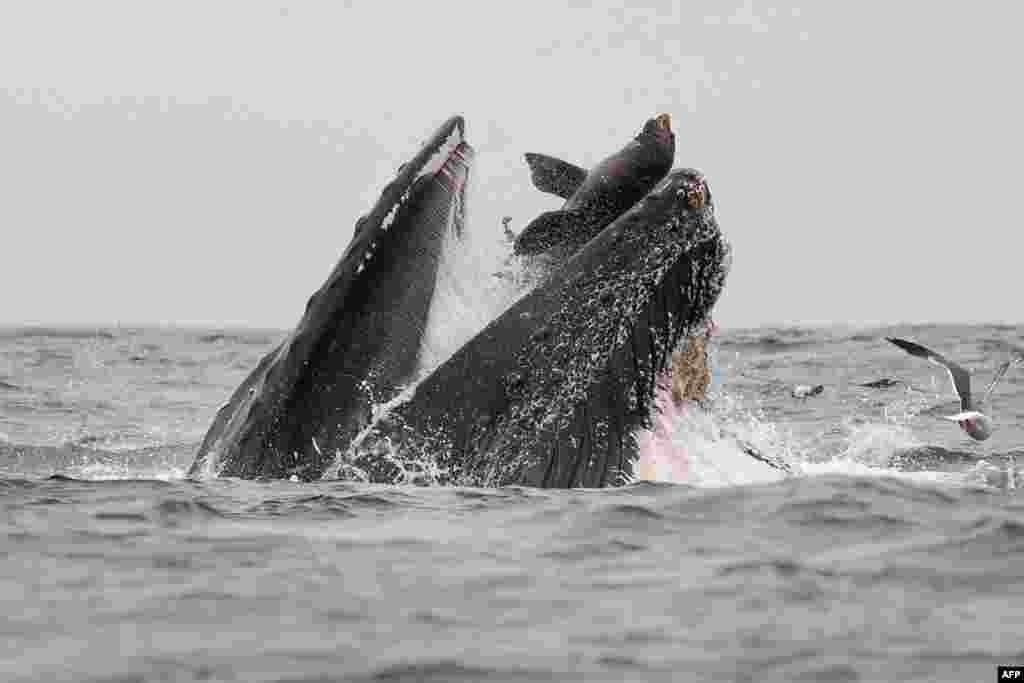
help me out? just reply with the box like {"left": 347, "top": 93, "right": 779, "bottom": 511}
{"left": 940, "top": 411, "right": 994, "bottom": 441}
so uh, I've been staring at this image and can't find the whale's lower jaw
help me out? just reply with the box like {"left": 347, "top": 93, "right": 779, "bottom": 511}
{"left": 188, "top": 116, "right": 472, "bottom": 480}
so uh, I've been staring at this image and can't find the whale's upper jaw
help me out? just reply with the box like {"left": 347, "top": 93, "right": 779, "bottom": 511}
{"left": 188, "top": 116, "right": 473, "bottom": 480}
{"left": 489, "top": 168, "right": 730, "bottom": 487}
{"left": 553, "top": 170, "right": 724, "bottom": 467}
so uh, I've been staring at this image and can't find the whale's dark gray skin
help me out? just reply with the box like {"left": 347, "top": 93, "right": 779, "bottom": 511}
{"left": 342, "top": 168, "right": 730, "bottom": 487}
{"left": 513, "top": 113, "right": 675, "bottom": 258}
{"left": 188, "top": 116, "right": 473, "bottom": 479}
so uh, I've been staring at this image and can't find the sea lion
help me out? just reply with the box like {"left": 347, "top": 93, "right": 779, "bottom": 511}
{"left": 513, "top": 113, "right": 675, "bottom": 257}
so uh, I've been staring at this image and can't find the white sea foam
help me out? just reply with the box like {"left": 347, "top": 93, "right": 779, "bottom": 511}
{"left": 64, "top": 462, "right": 188, "bottom": 481}
{"left": 630, "top": 365, "right": 1008, "bottom": 490}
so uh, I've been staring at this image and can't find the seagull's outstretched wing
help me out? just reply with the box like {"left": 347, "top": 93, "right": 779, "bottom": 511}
{"left": 981, "top": 355, "right": 1023, "bottom": 404}
{"left": 992, "top": 341, "right": 1024, "bottom": 361}
{"left": 886, "top": 337, "right": 972, "bottom": 410}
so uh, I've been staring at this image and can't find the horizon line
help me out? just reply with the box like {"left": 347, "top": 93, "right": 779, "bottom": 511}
{"left": 1, "top": 319, "right": 1021, "bottom": 333}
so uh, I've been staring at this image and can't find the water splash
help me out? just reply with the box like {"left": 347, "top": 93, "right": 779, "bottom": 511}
{"left": 634, "top": 380, "right": 799, "bottom": 487}
{"left": 832, "top": 418, "right": 922, "bottom": 467}
{"left": 324, "top": 380, "right": 451, "bottom": 485}
{"left": 414, "top": 207, "right": 529, "bottom": 378}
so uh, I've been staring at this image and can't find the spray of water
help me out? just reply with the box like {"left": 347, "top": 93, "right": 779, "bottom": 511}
{"left": 414, "top": 168, "right": 533, "bottom": 377}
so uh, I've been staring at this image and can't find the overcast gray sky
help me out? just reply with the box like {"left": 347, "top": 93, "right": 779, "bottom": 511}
{"left": 1, "top": 1, "right": 1019, "bottom": 330}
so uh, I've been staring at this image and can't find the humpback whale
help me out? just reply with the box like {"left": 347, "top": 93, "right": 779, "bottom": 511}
{"left": 189, "top": 116, "right": 734, "bottom": 486}
{"left": 513, "top": 113, "right": 675, "bottom": 257}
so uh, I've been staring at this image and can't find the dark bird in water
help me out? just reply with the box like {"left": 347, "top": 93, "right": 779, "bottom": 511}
{"left": 885, "top": 337, "right": 1020, "bottom": 441}
{"left": 859, "top": 378, "right": 905, "bottom": 389}
{"left": 791, "top": 384, "right": 824, "bottom": 399}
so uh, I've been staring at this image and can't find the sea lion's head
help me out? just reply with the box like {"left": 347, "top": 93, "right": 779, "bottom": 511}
{"left": 641, "top": 112, "right": 674, "bottom": 146}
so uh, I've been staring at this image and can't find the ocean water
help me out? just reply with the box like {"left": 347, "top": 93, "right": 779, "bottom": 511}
{"left": 3, "top": 323, "right": 1024, "bottom": 682}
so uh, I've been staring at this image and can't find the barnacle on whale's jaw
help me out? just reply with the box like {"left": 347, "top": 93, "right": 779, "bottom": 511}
{"left": 678, "top": 172, "right": 707, "bottom": 210}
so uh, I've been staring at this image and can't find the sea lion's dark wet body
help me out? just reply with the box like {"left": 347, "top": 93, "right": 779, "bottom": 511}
{"left": 513, "top": 113, "right": 675, "bottom": 258}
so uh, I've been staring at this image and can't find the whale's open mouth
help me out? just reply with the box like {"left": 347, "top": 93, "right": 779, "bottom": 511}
{"left": 191, "top": 117, "right": 732, "bottom": 488}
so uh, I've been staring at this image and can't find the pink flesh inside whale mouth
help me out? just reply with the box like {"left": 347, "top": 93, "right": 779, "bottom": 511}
{"left": 635, "top": 369, "right": 690, "bottom": 482}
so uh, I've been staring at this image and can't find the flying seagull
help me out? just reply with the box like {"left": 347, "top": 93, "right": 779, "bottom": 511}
{"left": 886, "top": 337, "right": 1020, "bottom": 441}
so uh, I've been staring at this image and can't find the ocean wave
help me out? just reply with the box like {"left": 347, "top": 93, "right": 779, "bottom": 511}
{"left": 2, "top": 326, "right": 116, "bottom": 340}
{"left": 890, "top": 445, "right": 1024, "bottom": 471}
{"left": 719, "top": 327, "right": 828, "bottom": 352}
{"left": 193, "top": 331, "right": 280, "bottom": 346}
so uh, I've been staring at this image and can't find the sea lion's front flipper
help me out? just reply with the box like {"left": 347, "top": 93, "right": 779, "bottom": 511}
{"left": 524, "top": 153, "right": 587, "bottom": 200}
{"left": 513, "top": 209, "right": 586, "bottom": 255}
